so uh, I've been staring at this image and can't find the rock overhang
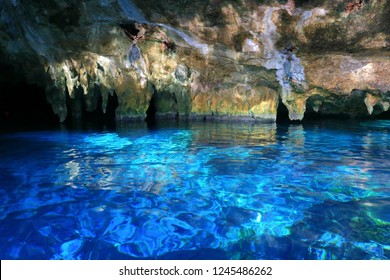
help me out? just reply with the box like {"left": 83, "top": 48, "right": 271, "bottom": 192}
{"left": 0, "top": 0, "right": 389, "bottom": 122}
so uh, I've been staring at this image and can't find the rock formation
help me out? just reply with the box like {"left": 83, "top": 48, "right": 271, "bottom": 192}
{"left": 0, "top": 0, "right": 389, "bottom": 122}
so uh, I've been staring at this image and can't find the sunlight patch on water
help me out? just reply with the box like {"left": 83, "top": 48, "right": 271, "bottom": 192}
{"left": 84, "top": 133, "right": 133, "bottom": 150}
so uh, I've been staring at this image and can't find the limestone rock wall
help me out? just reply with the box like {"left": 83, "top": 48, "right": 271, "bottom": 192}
{"left": 0, "top": 0, "right": 389, "bottom": 122}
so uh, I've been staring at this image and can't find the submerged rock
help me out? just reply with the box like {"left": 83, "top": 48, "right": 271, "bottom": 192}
{"left": 0, "top": 0, "right": 389, "bottom": 122}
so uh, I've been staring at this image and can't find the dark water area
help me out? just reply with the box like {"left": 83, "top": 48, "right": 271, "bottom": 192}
{"left": 0, "top": 119, "right": 389, "bottom": 259}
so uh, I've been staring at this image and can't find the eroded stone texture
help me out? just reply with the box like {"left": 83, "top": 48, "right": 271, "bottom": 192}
{"left": 0, "top": 0, "right": 389, "bottom": 122}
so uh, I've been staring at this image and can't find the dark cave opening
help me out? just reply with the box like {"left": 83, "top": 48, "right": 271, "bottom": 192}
{"left": 374, "top": 109, "right": 390, "bottom": 120}
{"left": 62, "top": 87, "right": 118, "bottom": 130}
{"left": 276, "top": 100, "right": 291, "bottom": 124}
{"left": 0, "top": 60, "right": 58, "bottom": 130}
{"left": 145, "top": 93, "right": 157, "bottom": 126}
{"left": 84, "top": 90, "right": 119, "bottom": 130}
{"left": 0, "top": 82, "right": 58, "bottom": 129}
{"left": 65, "top": 86, "right": 84, "bottom": 121}
{"left": 303, "top": 109, "right": 353, "bottom": 121}
{"left": 105, "top": 91, "right": 119, "bottom": 120}
{"left": 119, "top": 22, "right": 140, "bottom": 39}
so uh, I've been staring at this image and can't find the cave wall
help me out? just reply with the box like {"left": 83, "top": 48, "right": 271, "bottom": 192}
{"left": 0, "top": 0, "right": 389, "bottom": 122}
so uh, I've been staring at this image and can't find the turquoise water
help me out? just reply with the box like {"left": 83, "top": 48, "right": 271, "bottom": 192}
{"left": 0, "top": 120, "right": 389, "bottom": 259}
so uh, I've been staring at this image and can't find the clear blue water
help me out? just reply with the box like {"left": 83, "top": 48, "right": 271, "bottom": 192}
{"left": 0, "top": 120, "right": 389, "bottom": 260}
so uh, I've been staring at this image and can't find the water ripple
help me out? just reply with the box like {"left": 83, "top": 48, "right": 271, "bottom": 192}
{"left": 0, "top": 120, "right": 389, "bottom": 259}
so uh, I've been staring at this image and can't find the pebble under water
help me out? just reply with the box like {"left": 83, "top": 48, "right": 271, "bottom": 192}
{"left": 0, "top": 120, "right": 389, "bottom": 260}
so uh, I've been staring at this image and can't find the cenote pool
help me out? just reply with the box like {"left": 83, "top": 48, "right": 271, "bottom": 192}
{"left": 0, "top": 119, "right": 389, "bottom": 260}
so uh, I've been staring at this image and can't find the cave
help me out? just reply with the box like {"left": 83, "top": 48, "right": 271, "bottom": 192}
{"left": 276, "top": 100, "right": 291, "bottom": 124}
{"left": 62, "top": 87, "right": 118, "bottom": 130}
{"left": 0, "top": 81, "right": 58, "bottom": 129}
{"left": 0, "top": 59, "right": 58, "bottom": 129}
{"left": 105, "top": 91, "right": 119, "bottom": 120}
{"left": 0, "top": 0, "right": 389, "bottom": 264}
{"left": 120, "top": 22, "right": 141, "bottom": 39}
{"left": 66, "top": 86, "right": 84, "bottom": 121}
{"left": 145, "top": 92, "right": 157, "bottom": 125}
{"left": 374, "top": 108, "right": 390, "bottom": 119}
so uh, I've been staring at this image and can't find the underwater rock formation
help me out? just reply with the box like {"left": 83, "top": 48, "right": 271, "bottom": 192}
{"left": 0, "top": 0, "right": 389, "bottom": 122}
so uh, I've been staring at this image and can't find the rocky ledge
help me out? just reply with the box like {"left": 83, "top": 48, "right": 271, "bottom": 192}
{"left": 0, "top": 0, "right": 389, "bottom": 122}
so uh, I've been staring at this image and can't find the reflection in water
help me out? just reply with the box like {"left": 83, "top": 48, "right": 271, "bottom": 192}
{"left": 0, "top": 120, "right": 389, "bottom": 259}
{"left": 191, "top": 122, "right": 277, "bottom": 147}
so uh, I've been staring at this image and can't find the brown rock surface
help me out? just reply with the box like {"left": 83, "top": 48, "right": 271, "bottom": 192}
{"left": 0, "top": 0, "right": 389, "bottom": 122}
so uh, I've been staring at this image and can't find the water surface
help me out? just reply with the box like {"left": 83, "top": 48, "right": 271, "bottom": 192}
{"left": 0, "top": 120, "right": 389, "bottom": 259}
